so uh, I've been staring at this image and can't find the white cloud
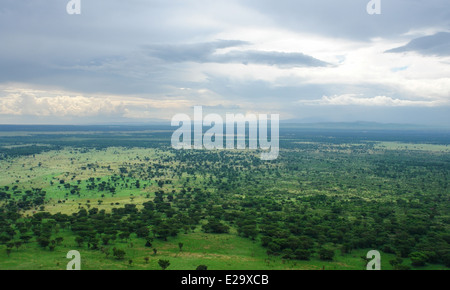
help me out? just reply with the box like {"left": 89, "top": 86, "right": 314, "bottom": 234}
{"left": 0, "top": 85, "right": 246, "bottom": 121}
{"left": 200, "top": 28, "right": 450, "bottom": 101}
{"left": 0, "top": 88, "right": 124, "bottom": 117}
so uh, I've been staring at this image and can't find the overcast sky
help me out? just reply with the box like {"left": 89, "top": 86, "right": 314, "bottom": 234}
{"left": 0, "top": 0, "right": 449, "bottom": 125}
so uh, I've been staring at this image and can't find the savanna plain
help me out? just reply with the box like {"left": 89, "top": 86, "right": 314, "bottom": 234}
{"left": 0, "top": 124, "right": 449, "bottom": 270}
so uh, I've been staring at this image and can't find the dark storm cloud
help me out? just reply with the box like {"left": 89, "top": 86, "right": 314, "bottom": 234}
{"left": 145, "top": 40, "right": 328, "bottom": 67}
{"left": 385, "top": 32, "right": 450, "bottom": 56}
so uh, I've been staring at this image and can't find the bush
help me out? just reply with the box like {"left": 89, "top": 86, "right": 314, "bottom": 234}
{"left": 294, "top": 249, "right": 311, "bottom": 261}
{"left": 113, "top": 248, "right": 126, "bottom": 260}
{"left": 442, "top": 253, "right": 450, "bottom": 268}
{"left": 318, "top": 248, "right": 335, "bottom": 261}
{"left": 394, "top": 264, "right": 411, "bottom": 270}
{"left": 202, "top": 219, "right": 229, "bottom": 234}
{"left": 410, "top": 252, "right": 428, "bottom": 267}
{"left": 158, "top": 259, "right": 170, "bottom": 270}
{"left": 196, "top": 265, "right": 208, "bottom": 270}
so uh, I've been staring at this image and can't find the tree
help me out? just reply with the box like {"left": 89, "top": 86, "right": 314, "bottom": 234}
{"left": 153, "top": 224, "right": 171, "bottom": 241}
{"left": 153, "top": 248, "right": 157, "bottom": 255}
{"left": 75, "top": 236, "right": 84, "bottom": 247}
{"left": 178, "top": 242, "right": 184, "bottom": 252}
{"left": 442, "top": 253, "right": 450, "bottom": 268}
{"left": 394, "top": 264, "right": 411, "bottom": 270}
{"left": 144, "top": 257, "right": 150, "bottom": 264}
{"left": 113, "top": 248, "right": 126, "bottom": 260}
{"left": 89, "top": 238, "right": 99, "bottom": 250}
{"left": 14, "top": 241, "right": 22, "bottom": 251}
{"left": 340, "top": 243, "right": 352, "bottom": 254}
{"left": 101, "top": 247, "right": 110, "bottom": 258}
{"left": 119, "top": 232, "right": 131, "bottom": 241}
{"left": 410, "top": 252, "right": 428, "bottom": 267}
{"left": 318, "top": 248, "right": 335, "bottom": 261}
{"left": 389, "top": 257, "right": 403, "bottom": 268}
{"left": 136, "top": 227, "right": 150, "bottom": 239}
{"left": 20, "top": 235, "right": 32, "bottom": 244}
{"left": 196, "top": 265, "right": 208, "bottom": 270}
{"left": 294, "top": 249, "right": 311, "bottom": 261}
{"left": 6, "top": 248, "right": 11, "bottom": 257}
{"left": 238, "top": 224, "right": 258, "bottom": 240}
{"left": 158, "top": 259, "right": 170, "bottom": 270}
{"left": 55, "top": 237, "right": 64, "bottom": 245}
{"left": 102, "top": 236, "right": 111, "bottom": 246}
{"left": 37, "top": 237, "right": 50, "bottom": 249}
{"left": 202, "top": 219, "right": 229, "bottom": 234}
{"left": 0, "top": 234, "right": 12, "bottom": 245}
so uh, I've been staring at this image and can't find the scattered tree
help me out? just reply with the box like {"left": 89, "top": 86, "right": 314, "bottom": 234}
{"left": 158, "top": 259, "right": 170, "bottom": 270}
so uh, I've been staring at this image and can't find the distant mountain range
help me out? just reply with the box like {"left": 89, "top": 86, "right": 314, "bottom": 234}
{"left": 1, "top": 121, "right": 449, "bottom": 131}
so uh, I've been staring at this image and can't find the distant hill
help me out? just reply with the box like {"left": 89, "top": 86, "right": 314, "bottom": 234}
{"left": 280, "top": 121, "right": 450, "bottom": 131}
{"left": 1, "top": 121, "right": 449, "bottom": 132}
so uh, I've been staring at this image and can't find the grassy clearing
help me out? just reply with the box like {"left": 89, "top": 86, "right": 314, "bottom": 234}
{"left": 2, "top": 230, "right": 438, "bottom": 270}
{"left": 374, "top": 142, "right": 450, "bottom": 152}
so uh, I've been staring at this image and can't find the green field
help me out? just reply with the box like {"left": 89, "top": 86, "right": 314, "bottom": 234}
{"left": 2, "top": 229, "right": 440, "bottom": 270}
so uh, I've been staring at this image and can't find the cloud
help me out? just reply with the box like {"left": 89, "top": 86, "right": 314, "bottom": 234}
{"left": 242, "top": 0, "right": 450, "bottom": 40}
{"left": 0, "top": 85, "right": 249, "bottom": 122}
{"left": 214, "top": 50, "right": 329, "bottom": 67}
{"left": 386, "top": 32, "right": 450, "bottom": 56}
{"left": 144, "top": 40, "right": 249, "bottom": 63}
{"left": 145, "top": 40, "right": 328, "bottom": 67}
{"left": 0, "top": 1, "right": 449, "bottom": 125}
{"left": 0, "top": 90, "right": 125, "bottom": 117}
{"left": 300, "top": 94, "right": 446, "bottom": 107}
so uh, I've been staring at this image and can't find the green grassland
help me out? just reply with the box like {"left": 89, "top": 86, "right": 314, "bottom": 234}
{"left": 374, "top": 142, "right": 450, "bottom": 152}
{"left": 0, "top": 227, "right": 440, "bottom": 270}
{"left": 0, "top": 127, "right": 449, "bottom": 270}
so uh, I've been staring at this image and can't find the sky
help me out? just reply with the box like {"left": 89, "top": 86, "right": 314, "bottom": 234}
{"left": 0, "top": 0, "right": 449, "bottom": 125}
